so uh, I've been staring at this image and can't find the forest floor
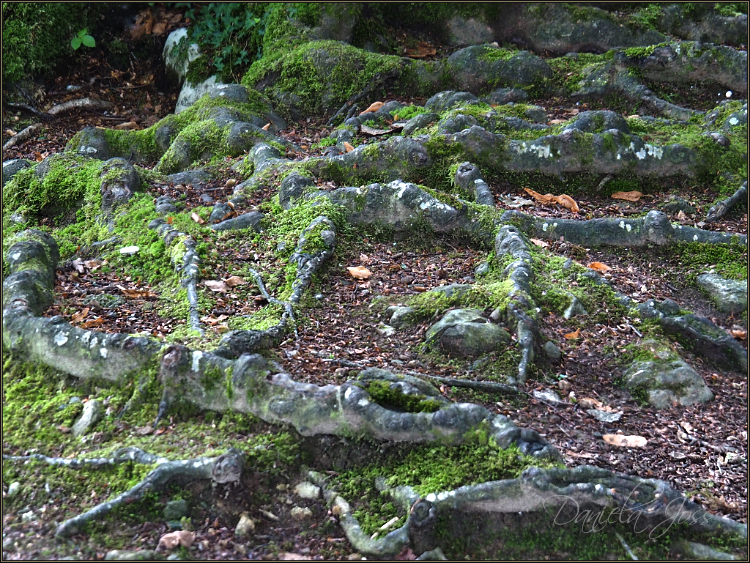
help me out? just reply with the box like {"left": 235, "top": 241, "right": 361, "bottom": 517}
{"left": 2, "top": 22, "right": 748, "bottom": 562}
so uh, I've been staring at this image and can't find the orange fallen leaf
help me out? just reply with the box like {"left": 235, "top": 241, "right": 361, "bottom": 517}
{"left": 120, "top": 288, "right": 157, "bottom": 298}
{"left": 524, "top": 187, "right": 554, "bottom": 205}
{"left": 224, "top": 276, "right": 247, "bottom": 287}
{"left": 564, "top": 328, "right": 581, "bottom": 340}
{"left": 343, "top": 142, "right": 354, "bottom": 153}
{"left": 71, "top": 308, "right": 90, "bottom": 323}
{"left": 360, "top": 101, "right": 384, "bottom": 114}
{"left": 262, "top": 123, "right": 270, "bottom": 131}
{"left": 552, "top": 194, "right": 579, "bottom": 213}
{"left": 166, "top": 216, "right": 174, "bottom": 224}
{"left": 730, "top": 329, "right": 746, "bottom": 340}
{"left": 82, "top": 317, "right": 106, "bottom": 328}
{"left": 191, "top": 212, "right": 205, "bottom": 224}
{"left": 529, "top": 238, "right": 549, "bottom": 247}
{"left": 35, "top": 152, "right": 44, "bottom": 162}
{"left": 603, "top": 434, "right": 648, "bottom": 448}
{"left": 611, "top": 191, "right": 642, "bottom": 202}
{"left": 347, "top": 266, "right": 372, "bottom": 279}
{"left": 587, "top": 262, "right": 612, "bottom": 273}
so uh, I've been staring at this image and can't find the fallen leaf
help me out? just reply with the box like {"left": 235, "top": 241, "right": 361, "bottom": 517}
{"left": 114, "top": 121, "right": 139, "bottom": 130}
{"left": 152, "top": 21, "right": 166, "bottom": 35}
{"left": 360, "top": 124, "right": 392, "bottom": 136}
{"left": 360, "top": 101, "right": 384, "bottom": 114}
{"left": 71, "top": 258, "right": 85, "bottom": 273}
{"left": 603, "top": 434, "right": 648, "bottom": 448}
{"left": 611, "top": 191, "right": 642, "bottom": 202}
{"left": 679, "top": 421, "right": 694, "bottom": 434}
{"left": 552, "top": 194, "right": 579, "bottom": 213}
{"left": 578, "top": 397, "right": 604, "bottom": 410}
{"left": 404, "top": 41, "right": 437, "bottom": 58}
{"left": 224, "top": 276, "right": 247, "bottom": 287}
{"left": 730, "top": 329, "right": 746, "bottom": 340}
{"left": 135, "top": 425, "right": 153, "bottom": 436}
{"left": 191, "top": 212, "right": 205, "bottom": 224}
{"left": 71, "top": 308, "right": 90, "bottom": 323}
{"left": 225, "top": 179, "right": 237, "bottom": 188}
{"left": 204, "top": 280, "right": 229, "bottom": 293}
{"left": 343, "top": 142, "right": 354, "bottom": 153}
{"left": 83, "top": 259, "right": 102, "bottom": 269}
{"left": 359, "top": 253, "right": 370, "bottom": 264}
{"left": 119, "top": 246, "right": 139, "bottom": 255}
{"left": 166, "top": 216, "right": 174, "bottom": 224}
{"left": 35, "top": 152, "right": 44, "bottom": 162}
{"left": 82, "top": 317, "right": 106, "bottom": 328}
{"left": 524, "top": 187, "right": 554, "bottom": 205}
{"left": 262, "top": 123, "right": 270, "bottom": 130}
{"left": 5, "top": 129, "right": 17, "bottom": 136}
{"left": 529, "top": 238, "right": 549, "bottom": 247}
{"left": 587, "top": 262, "right": 612, "bottom": 273}
{"left": 549, "top": 119, "right": 567, "bottom": 125}
{"left": 676, "top": 210, "right": 687, "bottom": 220}
{"left": 347, "top": 266, "right": 372, "bottom": 280}
{"left": 158, "top": 530, "right": 195, "bottom": 550}
{"left": 119, "top": 286, "right": 157, "bottom": 299}
{"left": 564, "top": 328, "right": 581, "bottom": 340}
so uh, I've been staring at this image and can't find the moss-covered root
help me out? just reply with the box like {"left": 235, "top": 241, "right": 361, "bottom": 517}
{"left": 308, "top": 470, "right": 412, "bottom": 558}
{"left": 149, "top": 218, "right": 204, "bottom": 334}
{"left": 706, "top": 180, "right": 747, "bottom": 223}
{"left": 53, "top": 448, "right": 245, "bottom": 537}
{"left": 502, "top": 209, "right": 748, "bottom": 247}
{"left": 494, "top": 225, "right": 538, "bottom": 384}
{"left": 213, "top": 215, "right": 336, "bottom": 358}
{"left": 3, "top": 229, "right": 59, "bottom": 316}
{"left": 407, "top": 465, "right": 748, "bottom": 556}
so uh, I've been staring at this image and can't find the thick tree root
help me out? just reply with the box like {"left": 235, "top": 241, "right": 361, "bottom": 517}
{"left": 706, "top": 181, "right": 748, "bottom": 223}
{"left": 46, "top": 97, "right": 114, "bottom": 117}
{"left": 2, "top": 447, "right": 168, "bottom": 469}
{"left": 502, "top": 209, "right": 747, "bottom": 247}
{"left": 52, "top": 448, "right": 244, "bottom": 537}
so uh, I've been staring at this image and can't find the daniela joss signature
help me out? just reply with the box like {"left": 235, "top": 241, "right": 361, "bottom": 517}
{"left": 541, "top": 486, "right": 712, "bottom": 538}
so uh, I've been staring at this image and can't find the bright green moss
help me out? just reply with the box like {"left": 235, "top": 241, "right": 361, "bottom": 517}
{"left": 366, "top": 380, "right": 442, "bottom": 413}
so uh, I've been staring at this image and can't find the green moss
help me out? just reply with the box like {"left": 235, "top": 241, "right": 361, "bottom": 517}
{"left": 365, "top": 380, "right": 442, "bottom": 413}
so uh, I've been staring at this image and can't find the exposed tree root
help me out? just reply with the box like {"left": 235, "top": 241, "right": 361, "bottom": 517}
{"left": 326, "top": 65, "right": 403, "bottom": 127}
{"left": 48, "top": 448, "right": 245, "bottom": 537}
{"left": 502, "top": 209, "right": 747, "bottom": 247}
{"left": 2, "top": 447, "right": 168, "bottom": 469}
{"left": 2, "top": 123, "right": 43, "bottom": 152}
{"left": 706, "top": 181, "right": 748, "bottom": 223}
{"left": 46, "top": 97, "right": 114, "bottom": 117}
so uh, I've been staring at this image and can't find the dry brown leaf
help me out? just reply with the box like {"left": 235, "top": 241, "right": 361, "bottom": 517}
{"left": 676, "top": 210, "right": 687, "bottom": 220}
{"left": 81, "top": 317, "right": 105, "bottom": 329}
{"left": 343, "top": 142, "right": 354, "bottom": 153}
{"left": 204, "top": 280, "right": 229, "bottom": 293}
{"left": 347, "top": 266, "right": 372, "bottom": 280}
{"left": 360, "top": 101, "right": 384, "bottom": 114}
{"left": 120, "top": 288, "right": 157, "bottom": 299}
{"left": 578, "top": 397, "right": 604, "bottom": 410}
{"left": 552, "top": 194, "right": 580, "bottom": 213}
{"left": 587, "top": 262, "right": 612, "bottom": 273}
{"left": 603, "top": 434, "right": 648, "bottom": 448}
{"left": 611, "top": 191, "right": 642, "bottom": 202}
{"left": 679, "top": 421, "right": 694, "bottom": 434}
{"left": 158, "top": 530, "right": 195, "bottom": 550}
{"left": 262, "top": 123, "right": 270, "bottom": 131}
{"left": 5, "top": 129, "right": 17, "bottom": 137}
{"left": 152, "top": 21, "right": 166, "bottom": 35}
{"left": 404, "top": 41, "right": 437, "bottom": 58}
{"left": 730, "top": 329, "right": 747, "bottom": 340}
{"left": 529, "top": 238, "right": 549, "bottom": 247}
{"left": 191, "top": 212, "right": 205, "bottom": 225}
{"left": 549, "top": 119, "right": 566, "bottom": 125}
{"left": 166, "top": 216, "right": 174, "bottom": 224}
{"left": 71, "top": 308, "right": 90, "bottom": 323}
{"left": 524, "top": 187, "right": 554, "bottom": 205}
{"left": 224, "top": 275, "right": 247, "bottom": 287}
{"left": 135, "top": 425, "right": 153, "bottom": 436}
{"left": 563, "top": 328, "right": 581, "bottom": 340}
{"left": 359, "top": 253, "right": 370, "bottom": 264}
{"left": 83, "top": 259, "right": 102, "bottom": 269}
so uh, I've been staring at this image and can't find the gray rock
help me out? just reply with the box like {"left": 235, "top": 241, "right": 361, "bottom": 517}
{"left": 175, "top": 75, "right": 224, "bottom": 114}
{"left": 622, "top": 340, "right": 713, "bottom": 409}
{"left": 425, "top": 309, "right": 511, "bottom": 358}
{"left": 99, "top": 158, "right": 140, "bottom": 215}
{"left": 523, "top": 105, "right": 547, "bottom": 124}
{"left": 660, "top": 314, "right": 747, "bottom": 372}
{"left": 279, "top": 172, "right": 315, "bottom": 210}
{"left": 2, "top": 159, "right": 33, "bottom": 188}
{"left": 429, "top": 284, "right": 473, "bottom": 299}
{"left": 330, "top": 128, "right": 354, "bottom": 144}
{"left": 446, "top": 17, "right": 494, "bottom": 46}
{"left": 208, "top": 202, "right": 233, "bottom": 224}
{"left": 473, "top": 179, "right": 494, "bottom": 206}
{"left": 387, "top": 306, "right": 420, "bottom": 328}
{"left": 543, "top": 341, "right": 562, "bottom": 361}
{"left": 563, "top": 296, "right": 588, "bottom": 319}
{"left": 586, "top": 409, "right": 622, "bottom": 423}
{"left": 294, "top": 481, "right": 321, "bottom": 499}
{"left": 532, "top": 389, "right": 563, "bottom": 404}
{"left": 7, "top": 482, "right": 20, "bottom": 497}
{"left": 564, "top": 110, "right": 631, "bottom": 134}
{"left": 425, "top": 91, "right": 480, "bottom": 114}
{"left": 446, "top": 47, "right": 553, "bottom": 94}
{"left": 72, "top": 399, "right": 103, "bottom": 436}
{"left": 402, "top": 112, "right": 439, "bottom": 136}
{"left": 454, "top": 162, "right": 482, "bottom": 192}
{"left": 696, "top": 273, "right": 747, "bottom": 314}
{"left": 483, "top": 88, "right": 528, "bottom": 105}
{"left": 211, "top": 211, "right": 264, "bottom": 232}
{"left": 437, "top": 113, "right": 479, "bottom": 134}
{"left": 474, "top": 261, "right": 490, "bottom": 276}
{"left": 164, "top": 499, "right": 189, "bottom": 521}
{"left": 662, "top": 196, "right": 697, "bottom": 214}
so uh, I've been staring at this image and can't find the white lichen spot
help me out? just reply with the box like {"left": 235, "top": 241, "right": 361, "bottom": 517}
{"left": 616, "top": 153, "right": 621, "bottom": 160}
{"left": 626, "top": 224, "right": 632, "bottom": 232}
{"left": 344, "top": 387, "right": 354, "bottom": 400}
{"left": 100, "top": 347, "right": 108, "bottom": 359}
{"left": 219, "top": 91, "right": 226, "bottom": 96}
{"left": 90, "top": 337, "right": 98, "bottom": 348}
{"left": 395, "top": 182, "right": 410, "bottom": 199}
{"left": 192, "top": 350, "right": 203, "bottom": 372}
{"left": 11, "top": 252, "right": 21, "bottom": 261}
{"left": 619, "top": 221, "right": 626, "bottom": 229}
{"left": 693, "top": 234, "right": 699, "bottom": 241}
{"left": 542, "top": 223, "right": 549, "bottom": 232}
{"left": 358, "top": 398, "right": 369, "bottom": 407}
{"left": 425, "top": 493, "right": 437, "bottom": 502}
{"left": 81, "top": 332, "right": 91, "bottom": 345}
{"left": 54, "top": 332, "right": 69, "bottom": 346}
{"left": 729, "top": 117, "right": 739, "bottom": 126}
{"left": 553, "top": 222, "right": 557, "bottom": 228}
{"left": 81, "top": 146, "right": 98, "bottom": 154}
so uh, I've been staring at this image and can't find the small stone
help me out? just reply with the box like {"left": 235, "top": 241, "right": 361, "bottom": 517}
{"left": 474, "top": 261, "right": 490, "bottom": 276}
{"left": 563, "top": 296, "right": 588, "bottom": 319}
{"left": 543, "top": 341, "right": 562, "bottom": 361}
{"left": 348, "top": 554, "right": 363, "bottom": 561}
{"left": 235, "top": 544, "right": 247, "bottom": 555}
{"left": 72, "top": 399, "right": 103, "bottom": 437}
{"left": 488, "top": 307, "right": 503, "bottom": 323}
{"left": 7, "top": 482, "right": 21, "bottom": 497}
{"left": 333, "top": 368, "right": 349, "bottom": 378}
{"left": 21, "top": 510, "right": 35, "bottom": 523}
{"left": 119, "top": 246, "right": 139, "bottom": 255}
{"left": 294, "top": 481, "right": 321, "bottom": 500}
{"left": 587, "top": 409, "right": 622, "bottom": 423}
{"left": 105, "top": 549, "right": 159, "bottom": 561}
{"left": 532, "top": 389, "right": 563, "bottom": 404}
{"left": 376, "top": 324, "right": 396, "bottom": 337}
{"left": 290, "top": 506, "right": 313, "bottom": 521}
{"left": 164, "top": 499, "right": 189, "bottom": 521}
{"left": 234, "top": 513, "right": 255, "bottom": 537}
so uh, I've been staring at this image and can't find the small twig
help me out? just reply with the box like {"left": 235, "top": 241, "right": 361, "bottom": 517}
{"left": 625, "top": 322, "right": 642, "bottom": 337}
{"left": 5, "top": 102, "right": 50, "bottom": 119}
{"left": 615, "top": 531, "right": 638, "bottom": 560}
{"left": 47, "top": 97, "right": 114, "bottom": 117}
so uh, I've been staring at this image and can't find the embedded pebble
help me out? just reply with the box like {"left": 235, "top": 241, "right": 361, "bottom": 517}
{"left": 290, "top": 506, "right": 313, "bottom": 520}
{"left": 294, "top": 481, "right": 321, "bottom": 499}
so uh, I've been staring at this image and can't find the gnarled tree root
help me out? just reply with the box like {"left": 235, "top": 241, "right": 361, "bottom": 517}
{"left": 706, "top": 181, "right": 748, "bottom": 223}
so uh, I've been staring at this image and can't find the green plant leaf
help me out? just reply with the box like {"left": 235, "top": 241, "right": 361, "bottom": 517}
{"left": 81, "top": 34, "right": 95, "bottom": 48}
{"left": 71, "top": 37, "right": 82, "bottom": 50}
